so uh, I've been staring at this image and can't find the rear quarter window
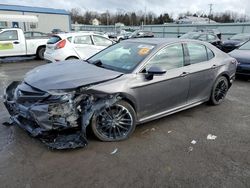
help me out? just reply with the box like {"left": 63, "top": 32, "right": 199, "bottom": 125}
{"left": 206, "top": 47, "right": 215, "bottom": 60}
{"left": 67, "top": 37, "right": 72, "bottom": 43}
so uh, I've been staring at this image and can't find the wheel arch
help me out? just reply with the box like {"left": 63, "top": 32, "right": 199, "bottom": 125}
{"left": 66, "top": 56, "right": 79, "bottom": 60}
{"left": 217, "top": 71, "right": 232, "bottom": 88}
{"left": 36, "top": 45, "right": 46, "bottom": 54}
{"left": 118, "top": 93, "right": 137, "bottom": 113}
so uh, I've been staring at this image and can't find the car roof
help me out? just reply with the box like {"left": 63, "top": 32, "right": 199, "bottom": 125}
{"left": 55, "top": 32, "right": 107, "bottom": 38}
{"left": 123, "top": 38, "right": 204, "bottom": 47}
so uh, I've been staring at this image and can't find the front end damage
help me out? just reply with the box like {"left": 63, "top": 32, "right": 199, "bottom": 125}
{"left": 3, "top": 81, "right": 120, "bottom": 149}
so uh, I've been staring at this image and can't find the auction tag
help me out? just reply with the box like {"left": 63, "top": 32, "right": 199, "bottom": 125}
{"left": 138, "top": 48, "right": 150, "bottom": 56}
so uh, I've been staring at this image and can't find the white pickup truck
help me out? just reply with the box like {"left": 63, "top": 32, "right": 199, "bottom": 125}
{"left": 0, "top": 28, "right": 48, "bottom": 59}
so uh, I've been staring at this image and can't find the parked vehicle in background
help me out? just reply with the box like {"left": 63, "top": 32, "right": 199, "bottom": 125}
{"left": 51, "top": 28, "right": 64, "bottom": 34}
{"left": 180, "top": 32, "right": 222, "bottom": 49}
{"left": 229, "top": 40, "right": 250, "bottom": 79}
{"left": 24, "top": 31, "right": 49, "bottom": 39}
{"left": 0, "top": 28, "right": 48, "bottom": 59}
{"left": 4, "top": 38, "right": 237, "bottom": 149}
{"left": 129, "top": 30, "right": 154, "bottom": 39}
{"left": 108, "top": 30, "right": 133, "bottom": 42}
{"left": 78, "top": 31, "right": 109, "bottom": 38}
{"left": 221, "top": 33, "right": 250, "bottom": 53}
{"left": 193, "top": 29, "right": 222, "bottom": 39}
{"left": 44, "top": 32, "right": 114, "bottom": 62}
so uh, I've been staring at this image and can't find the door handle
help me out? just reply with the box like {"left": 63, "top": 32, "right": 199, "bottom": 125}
{"left": 13, "top": 41, "right": 19, "bottom": 44}
{"left": 180, "top": 72, "right": 189, "bottom": 77}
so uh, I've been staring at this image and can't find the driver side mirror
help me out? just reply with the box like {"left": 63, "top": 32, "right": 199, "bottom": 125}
{"left": 145, "top": 66, "right": 166, "bottom": 80}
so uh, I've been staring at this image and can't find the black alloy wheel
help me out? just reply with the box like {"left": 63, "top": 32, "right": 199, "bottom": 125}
{"left": 210, "top": 76, "right": 229, "bottom": 105}
{"left": 91, "top": 101, "right": 136, "bottom": 141}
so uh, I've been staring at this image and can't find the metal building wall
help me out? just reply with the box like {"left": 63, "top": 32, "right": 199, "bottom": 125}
{"left": 0, "top": 10, "right": 70, "bottom": 33}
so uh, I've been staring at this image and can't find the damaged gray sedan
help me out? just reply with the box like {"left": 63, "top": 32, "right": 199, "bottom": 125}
{"left": 3, "top": 38, "right": 237, "bottom": 149}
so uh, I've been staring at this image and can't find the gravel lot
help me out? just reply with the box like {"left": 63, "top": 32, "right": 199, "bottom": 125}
{"left": 0, "top": 60, "right": 250, "bottom": 188}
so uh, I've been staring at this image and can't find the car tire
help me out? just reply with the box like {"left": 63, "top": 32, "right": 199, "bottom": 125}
{"left": 91, "top": 100, "right": 136, "bottom": 142}
{"left": 209, "top": 76, "right": 229, "bottom": 105}
{"left": 37, "top": 46, "right": 45, "bottom": 60}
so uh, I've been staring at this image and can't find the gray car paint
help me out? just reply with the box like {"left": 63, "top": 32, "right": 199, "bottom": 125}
{"left": 88, "top": 39, "right": 236, "bottom": 122}
{"left": 24, "top": 60, "right": 123, "bottom": 91}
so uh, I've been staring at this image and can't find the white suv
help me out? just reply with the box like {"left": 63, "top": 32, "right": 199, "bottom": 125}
{"left": 44, "top": 32, "right": 114, "bottom": 63}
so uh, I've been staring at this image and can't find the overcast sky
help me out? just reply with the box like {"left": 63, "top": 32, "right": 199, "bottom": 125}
{"left": 1, "top": 0, "right": 250, "bottom": 18}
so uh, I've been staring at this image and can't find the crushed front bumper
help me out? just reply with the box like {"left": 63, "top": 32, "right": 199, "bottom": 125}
{"left": 3, "top": 81, "right": 120, "bottom": 150}
{"left": 3, "top": 81, "right": 87, "bottom": 149}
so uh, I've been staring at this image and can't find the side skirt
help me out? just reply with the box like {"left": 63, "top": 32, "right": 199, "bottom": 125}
{"left": 138, "top": 99, "right": 208, "bottom": 124}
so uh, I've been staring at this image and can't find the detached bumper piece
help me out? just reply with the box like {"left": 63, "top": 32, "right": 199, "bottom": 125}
{"left": 40, "top": 131, "right": 87, "bottom": 150}
{"left": 3, "top": 81, "right": 87, "bottom": 150}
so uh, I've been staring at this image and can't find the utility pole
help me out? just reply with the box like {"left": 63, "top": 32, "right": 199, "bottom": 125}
{"left": 106, "top": 10, "right": 109, "bottom": 25}
{"left": 208, "top": 3, "right": 213, "bottom": 24}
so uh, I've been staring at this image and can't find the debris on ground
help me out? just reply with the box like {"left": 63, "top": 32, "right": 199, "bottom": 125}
{"left": 188, "top": 146, "right": 194, "bottom": 152}
{"left": 151, "top": 128, "right": 156, "bottom": 131}
{"left": 207, "top": 134, "right": 217, "bottom": 140}
{"left": 167, "top": 131, "right": 172, "bottom": 134}
{"left": 191, "top": 140, "right": 197, "bottom": 145}
{"left": 141, "top": 129, "right": 150, "bottom": 135}
{"left": 110, "top": 148, "right": 118, "bottom": 155}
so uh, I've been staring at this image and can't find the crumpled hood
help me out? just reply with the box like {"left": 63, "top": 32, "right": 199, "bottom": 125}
{"left": 24, "top": 60, "right": 123, "bottom": 91}
{"left": 229, "top": 49, "right": 250, "bottom": 64}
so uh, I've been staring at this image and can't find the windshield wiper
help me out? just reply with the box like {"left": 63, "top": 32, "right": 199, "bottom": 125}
{"left": 92, "top": 59, "right": 104, "bottom": 68}
{"left": 91, "top": 59, "right": 119, "bottom": 72}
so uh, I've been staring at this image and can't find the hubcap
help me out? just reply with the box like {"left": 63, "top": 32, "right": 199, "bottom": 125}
{"left": 214, "top": 80, "right": 228, "bottom": 102}
{"left": 96, "top": 105, "right": 133, "bottom": 140}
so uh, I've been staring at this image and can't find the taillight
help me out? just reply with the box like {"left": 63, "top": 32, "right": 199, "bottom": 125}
{"left": 55, "top": 39, "right": 66, "bottom": 49}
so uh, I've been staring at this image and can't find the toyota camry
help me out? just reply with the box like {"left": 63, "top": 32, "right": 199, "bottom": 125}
{"left": 3, "top": 38, "right": 237, "bottom": 149}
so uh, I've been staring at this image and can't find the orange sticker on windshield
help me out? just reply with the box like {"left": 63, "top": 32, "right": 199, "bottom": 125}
{"left": 138, "top": 48, "right": 150, "bottom": 56}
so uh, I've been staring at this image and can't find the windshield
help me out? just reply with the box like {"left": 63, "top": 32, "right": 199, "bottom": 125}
{"left": 230, "top": 34, "right": 250, "bottom": 41}
{"left": 88, "top": 42, "right": 155, "bottom": 73}
{"left": 239, "top": 41, "right": 250, "bottom": 50}
{"left": 180, "top": 33, "right": 201, "bottom": 39}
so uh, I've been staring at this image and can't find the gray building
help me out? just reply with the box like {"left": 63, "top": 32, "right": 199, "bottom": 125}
{"left": 0, "top": 4, "right": 71, "bottom": 33}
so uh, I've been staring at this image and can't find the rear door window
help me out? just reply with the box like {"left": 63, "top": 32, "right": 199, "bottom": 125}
{"left": 187, "top": 43, "right": 208, "bottom": 64}
{"left": 0, "top": 30, "right": 18, "bottom": 41}
{"left": 74, "top": 35, "right": 92, "bottom": 45}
